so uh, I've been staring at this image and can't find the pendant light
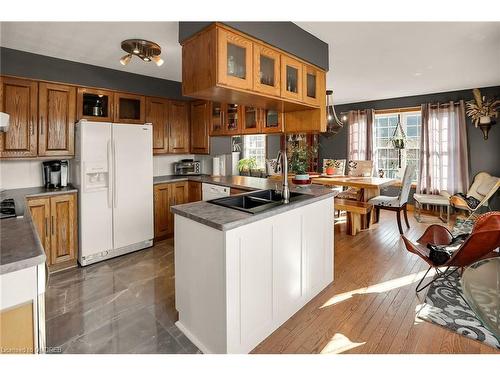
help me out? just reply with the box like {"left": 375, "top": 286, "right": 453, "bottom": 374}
{"left": 119, "top": 39, "right": 164, "bottom": 67}
{"left": 325, "top": 90, "right": 344, "bottom": 136}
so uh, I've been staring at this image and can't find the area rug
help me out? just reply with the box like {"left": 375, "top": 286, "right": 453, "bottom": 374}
{"left": 451, "top": 216, "right": 475, "bottom": 236}
{"left": 417, "top": 274, "right": 500, "bottom": 350}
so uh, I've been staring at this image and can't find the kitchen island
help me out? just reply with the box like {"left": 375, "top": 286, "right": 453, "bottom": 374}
{"left": 171, "top": 179, "right": 335, "bottom": 353}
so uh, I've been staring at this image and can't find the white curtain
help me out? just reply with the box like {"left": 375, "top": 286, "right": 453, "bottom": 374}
{"left": 347, "top": 110, "right": 374, "bottom": 161}
{"left": 418, "top": 101, "right": 469, "bottom": 195}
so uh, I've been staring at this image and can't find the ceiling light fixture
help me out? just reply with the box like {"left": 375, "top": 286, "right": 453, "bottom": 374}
{"left": 325, "top": 90, "right": 344, "bottom": 137}
{"left": 119, "top": 39, "right": 164, "bottom": 67}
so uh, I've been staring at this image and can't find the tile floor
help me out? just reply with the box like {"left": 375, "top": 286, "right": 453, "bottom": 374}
{"left": 45, "top": 239, "right": 201, "bottom": 354}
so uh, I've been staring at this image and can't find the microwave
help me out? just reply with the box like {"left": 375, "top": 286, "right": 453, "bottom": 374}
{"left": 174, "top": 160, "right": 201, "bottom": 175}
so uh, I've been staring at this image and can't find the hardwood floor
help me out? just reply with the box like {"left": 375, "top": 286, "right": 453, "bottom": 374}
{"left": 252, "top": 211, "right": 499, "bottom": 354}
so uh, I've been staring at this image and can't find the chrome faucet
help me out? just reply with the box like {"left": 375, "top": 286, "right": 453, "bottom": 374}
{"left": 275, "top": 147, "right": 290, "bottom": 204}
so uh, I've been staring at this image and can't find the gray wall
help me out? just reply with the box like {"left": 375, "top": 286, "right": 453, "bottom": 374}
{"left": 178, "top": 22, "right": 329, "bottom": 71}
{"left": 0, "top": 47, "right": 185, "bottom": 100}
{"left": 319, "top": 85, "right": 500, "bottom": 209}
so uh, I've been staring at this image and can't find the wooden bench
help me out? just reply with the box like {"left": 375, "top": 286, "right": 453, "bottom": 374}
{"left": 335, "top": 198, "right": 373, "bottom": 235}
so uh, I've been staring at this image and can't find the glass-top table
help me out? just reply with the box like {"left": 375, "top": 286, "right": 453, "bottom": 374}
{"left": 461, "top": 257, "right": 500, "bottom": 340}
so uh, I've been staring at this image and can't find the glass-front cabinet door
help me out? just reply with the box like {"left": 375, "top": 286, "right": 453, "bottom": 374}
{"left": 225, "top": 104, "right": 241, "bottom": 134}
{"left": 218, "top": 28, "right": 253, "bottom": 90}
{"left": 210, "top": 102, "right": 225, "bottom": 136}
{"left": 281, "top": 55, "right": 303, "bottom": 101}
{"left": 253, "top": 44, "right": 281, "bottom": 97}
{"left": 303, "top": 64, "right": 324, "bottom": 106}
{"left": 262, "top": 110, "right": 283, "bottom": 133}
{"left": 242, "top": 106, "right": 263, "bottom": 134}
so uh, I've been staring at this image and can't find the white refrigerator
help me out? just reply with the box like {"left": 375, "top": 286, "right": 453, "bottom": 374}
{"left": 73, "top": 120, "right": 154, "bottom": 266}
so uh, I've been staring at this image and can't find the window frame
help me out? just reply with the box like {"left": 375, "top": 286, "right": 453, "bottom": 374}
{"left": 242, "top": 134, "right": 267, "bottom": 170}
{"left": 373, "top": 108, "right": 422, "bottom": 182}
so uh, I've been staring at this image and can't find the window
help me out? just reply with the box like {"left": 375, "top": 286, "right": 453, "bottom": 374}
{"left": 374, "top": 111, "right": 421, "bottom": 181}
{"left": 242, "top": 134, "right": 266, "bottom": 169}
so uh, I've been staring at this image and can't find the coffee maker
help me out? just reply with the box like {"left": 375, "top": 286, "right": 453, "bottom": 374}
{"left": 42, "top": 160, "right": 68, "bottom": 188}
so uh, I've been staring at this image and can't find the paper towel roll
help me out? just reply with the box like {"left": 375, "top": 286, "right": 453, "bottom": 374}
{"left": 212, "top": 157, "right": 220, "bottom": 176}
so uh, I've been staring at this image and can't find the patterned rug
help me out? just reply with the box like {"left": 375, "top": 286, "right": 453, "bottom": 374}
{"left": 451, "top": 216, "right": 475, "bottom": 236}
{"left": 417, "top": 273, "right": 500, "bottom": 350}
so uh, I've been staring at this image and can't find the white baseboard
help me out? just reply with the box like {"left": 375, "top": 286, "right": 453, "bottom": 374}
{"left": 175, "top": 321, "right": 213, "bottom": 354}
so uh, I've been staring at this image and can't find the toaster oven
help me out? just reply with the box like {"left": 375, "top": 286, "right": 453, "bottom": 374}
{"left": 174, "top": 160, "right": 201, "bottom": 175}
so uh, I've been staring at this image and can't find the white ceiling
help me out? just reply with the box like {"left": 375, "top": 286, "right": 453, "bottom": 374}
{"left": 1, "top": 22, "right": 499, "bottom": 104}
{"left": 0, "top": 22, "right": 182, "bottom": 81}
{"left": 296, "top": 22, "right": 500, "bottom": 104}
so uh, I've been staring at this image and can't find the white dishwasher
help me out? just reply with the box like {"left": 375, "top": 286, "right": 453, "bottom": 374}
{"left": 202, "top": 183, "right": 231, "bottom": 201}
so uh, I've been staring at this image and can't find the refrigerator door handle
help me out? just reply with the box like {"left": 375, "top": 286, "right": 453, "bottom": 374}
{"left": 113, "top": 139, "right": 117, "bottom": 208}
{"left": 107, "top": 140, "right": 113, "bottom": 208}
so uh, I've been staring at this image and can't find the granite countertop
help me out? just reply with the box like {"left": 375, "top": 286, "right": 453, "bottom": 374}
{"left": 170, "top": 176, "right": 336, "bottom": 231}
{"left": 0, "top": 184, "right": 78, "bottom": 275}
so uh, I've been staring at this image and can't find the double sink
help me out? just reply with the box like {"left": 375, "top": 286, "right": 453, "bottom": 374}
{"left": 208, "top": 189, "right": 309, "bottom": 214}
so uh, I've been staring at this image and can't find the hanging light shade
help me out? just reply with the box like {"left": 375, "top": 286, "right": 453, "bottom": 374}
{"left": 325, "top": 90, "right": 344, "bottom": 136}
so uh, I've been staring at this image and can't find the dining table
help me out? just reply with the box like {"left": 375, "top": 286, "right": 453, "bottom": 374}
{"left": 311, "top": 175, "right": 399, "bottom": 232}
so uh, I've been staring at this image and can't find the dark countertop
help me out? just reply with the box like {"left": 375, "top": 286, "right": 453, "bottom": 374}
{"left": 169, "top": 176, "right": 336, "bottom": 231}
{"left": 0, "top": 185, "right": 78, "bottom": 275}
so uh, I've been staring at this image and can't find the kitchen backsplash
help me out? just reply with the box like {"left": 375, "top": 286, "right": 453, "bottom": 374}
{"left": 153, "top": 154, "right": 194, "bottom": 176}
{"left": 0, "top": 154, "right": 196, "bottom": 191}
{"left": 0, "top": 160, "right": 44, "bottom": 190}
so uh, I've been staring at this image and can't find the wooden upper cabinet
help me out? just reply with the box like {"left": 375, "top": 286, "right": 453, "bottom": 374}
{"left": 77, "top": 87, "right": 114, "bottom": 122}
{"left": 209, "top": 102, "right": 225, "bottom": 136}
{"left": 302, "top": 65, "right": 324, "bottom": 107}
{"left": 168, "top": 101, "right": 190, "bottom": 154}
{"left": 190, "top": 100, "right": 210, "bottom": 154}
{"left": 50, "top": 194, "right": 77, "bottom": 265}
{"left": 262, "top": 110, "right": 284, "bottom": 133}
{"left": 0, "top": 76, "right": 38, "bottom": 158}
{"left": 146, "top": 97, "right": 169, "bottom": 154}
{"left": 217, "top": 28, "right": 253, "bottom": 91}
{"left": 281, "top": 55, "right": 303, "bottom": 102}
{"left": 253, "top": 44, "right": 281, "bottom": 97}
{"left": 224, "top": 103, "right": 242, "bottom": 135}
{"left": 114, "top": 92, "right": 145, "bottom": 124}
{"left": 27, "top": 197, "right": 51, "bottom": 264}
{"left": 38, "top": 82, "right": 76, "bottom": 156}
{"left": 242, "top": 106, "right": 264, "bottom": 134}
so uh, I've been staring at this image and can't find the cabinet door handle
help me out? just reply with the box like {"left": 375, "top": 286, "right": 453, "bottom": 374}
{"left": 40, "top": 116, "right": 44, "bottom": 135}
{"left": 45, "top": 217, "right": 49, "bottom": 238}
{"left": 51, "top": 216, "right": 55, "bottom": 236}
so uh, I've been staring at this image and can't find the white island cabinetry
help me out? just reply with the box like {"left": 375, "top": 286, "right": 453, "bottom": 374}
{"left": 174, "top": 196, "right": 334, "bottom": 353}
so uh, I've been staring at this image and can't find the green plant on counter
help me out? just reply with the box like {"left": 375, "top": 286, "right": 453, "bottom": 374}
{"left": 288, "top": 143, "right": 317, "bottom": 175}
{"left": 238, "top": 157, "right": 257, "bottom": 173}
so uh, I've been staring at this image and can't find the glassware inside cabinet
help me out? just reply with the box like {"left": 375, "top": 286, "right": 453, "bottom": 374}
{"left": 259, "top": 55, "right": 275, "bottom": 87}
{"left": 286, "top": 65, "right": 298, "bottom": 93}
{"left": 227, "top": 43, "right": 246, "bottom": 79}
{"left": 227, "top": 104, "right": 239, "bottom": 131}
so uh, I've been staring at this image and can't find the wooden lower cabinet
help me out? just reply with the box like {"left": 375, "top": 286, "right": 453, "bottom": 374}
{"left": 154, "top": 183, "right": 171, "bottom": 239}
{"left": 188, "top": 181, "right": 202, "bottom": 202}
{"left": 27, "top": 193, "right": 77, "bottom": 271}
{"left": 154, "top": 181, "right": 189, "bottom": 240}
{"left": 230, "top": 187, "right": 249, "bottom": 195}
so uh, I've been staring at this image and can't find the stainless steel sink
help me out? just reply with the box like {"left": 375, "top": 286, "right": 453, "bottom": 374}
{"left": 208, "top": 189, "right": 309, "bottom": 214}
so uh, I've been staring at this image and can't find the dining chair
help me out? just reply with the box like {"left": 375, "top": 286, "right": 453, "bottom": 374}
{"left": 402, "top": 211, "right": 500, "bottom": 292}
{"left": 336, "top": 160, "right": 374, "bottom": 200}
{"left": 368, "top": 164, "right": 415, "bottom": 234}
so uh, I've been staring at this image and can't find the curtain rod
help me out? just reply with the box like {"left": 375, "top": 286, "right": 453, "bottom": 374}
{"left": 339, "top": 101, "right": 464, "bottom": 115}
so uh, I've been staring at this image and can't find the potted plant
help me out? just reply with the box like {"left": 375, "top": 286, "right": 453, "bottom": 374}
{"left": 238, "top": 157, "right": 257, "bottom": 176}
{"left": 288, "top": 143, "right": 317, "bottom": 181}
{"left": 466, "top": 88, "right": 499, "bottom": 140}
{"left": 324, "top": 159, "right": 336, "bottom": 176}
